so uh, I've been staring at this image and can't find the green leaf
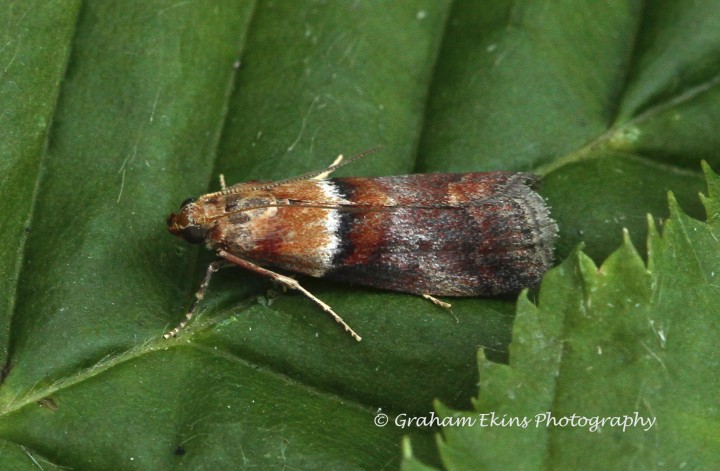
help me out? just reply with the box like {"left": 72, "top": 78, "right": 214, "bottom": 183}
{"left": 0, "top": 0, "right": 80, "bottom": 368}
{"left": 1, "top": 1, "right": 718, "bottom": 469}
{"left": 404, "top": 166, "right": 720, "bottom": 469}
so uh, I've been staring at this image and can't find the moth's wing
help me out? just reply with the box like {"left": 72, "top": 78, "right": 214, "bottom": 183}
{"left": 321, "top": 173, "right": 557, "bottom": 296}
{"left": 235, "top": 173, "right": 556, "bottom": 295}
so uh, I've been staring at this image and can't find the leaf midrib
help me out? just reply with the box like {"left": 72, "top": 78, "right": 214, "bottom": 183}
{"left": 0, "top": 336, "right": 377, "bottom": 419}
{"left": 537, "top": 70, "right": 720, "bottom": 175}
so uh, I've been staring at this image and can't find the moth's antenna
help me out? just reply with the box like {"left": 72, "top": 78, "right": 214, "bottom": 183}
{"left": 248, "top": 146, "right": 384, "bottom": 191}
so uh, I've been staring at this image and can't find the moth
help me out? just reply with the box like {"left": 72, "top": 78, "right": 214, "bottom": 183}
{"left": 166, "top": 149, "right": 558, "bottom": 341}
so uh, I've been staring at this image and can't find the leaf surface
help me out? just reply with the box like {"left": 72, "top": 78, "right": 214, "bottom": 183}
{"left": 404, "top": 165, "right": 720, "bottom": 470}
{"left": 0, "top": 1, "right": 718, "bottom": 469}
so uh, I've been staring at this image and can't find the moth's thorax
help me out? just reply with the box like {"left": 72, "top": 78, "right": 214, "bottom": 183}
{"left": 214, "top": 180, "right": 351, "bottom": 277}
{"left": 167, "top": 189, "right": 277, "bottom": 246}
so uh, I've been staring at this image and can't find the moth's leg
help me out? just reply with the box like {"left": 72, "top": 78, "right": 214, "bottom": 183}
{"left": 422, "top": 294, "right": 458, "bottom": 323}
{"left": 164, "top": 260, "right": 225, "bottom": 338}
{"left": 422, "top": 294, "right": 451, "bottom": 309}
{"left": 217, "top": 249, "right": 362, "bottom": 341}
{"left": 312, "top": 154, "right": 344, "bottom": 180}
{"left": 218, "top": 174, "right": 227, "bottom": 190}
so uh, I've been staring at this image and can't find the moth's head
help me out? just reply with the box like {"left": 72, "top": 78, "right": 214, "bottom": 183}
{"left": 167, "top": 197, "right": 208, "bottom": 244}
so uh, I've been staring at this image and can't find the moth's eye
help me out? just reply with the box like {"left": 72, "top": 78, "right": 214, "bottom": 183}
{"left": 182, "top": 225, "right": 206, "bottom": 244}
{"left": 180, "top": 198, "right": 196, "bottom": 209}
